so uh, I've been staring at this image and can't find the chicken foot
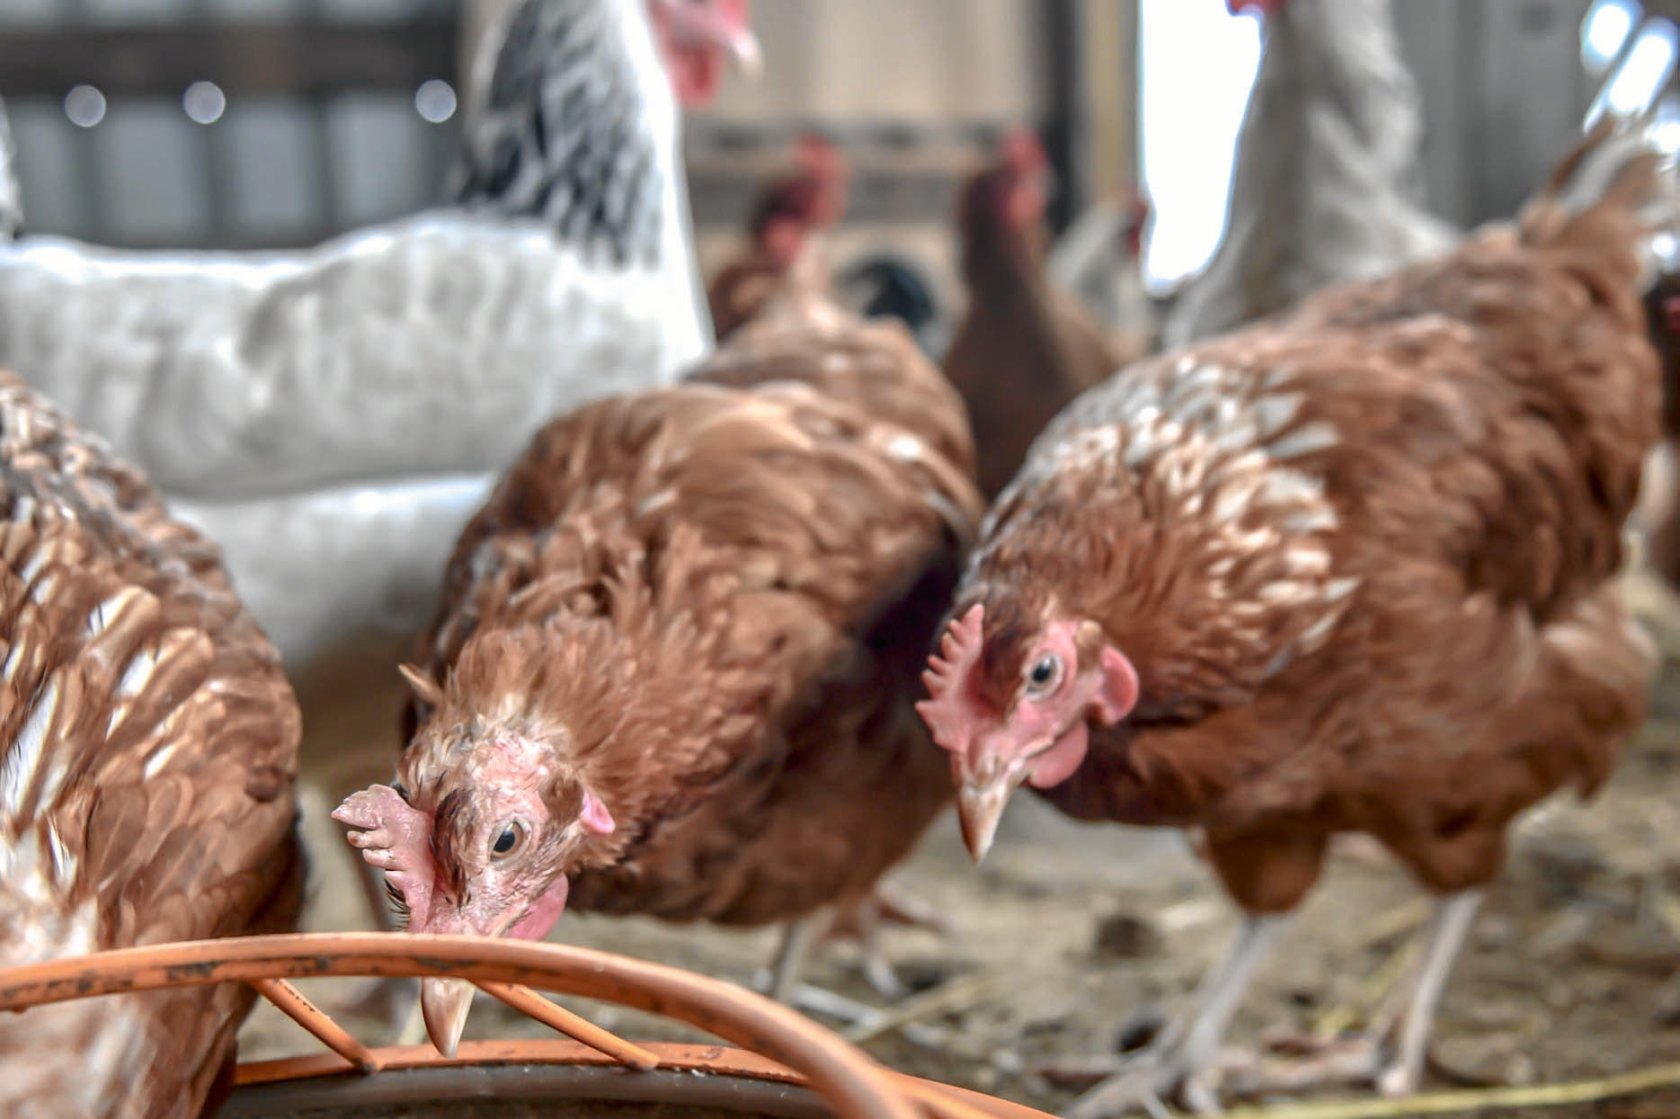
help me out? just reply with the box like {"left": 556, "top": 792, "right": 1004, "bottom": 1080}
{"left": 1230, "top": 890, "right": 1483, "bottom": 1099}
{"left": 762, "top": 884, "right": 951, "bottom": 1007}
{"left": 1054, "top": 914, "right": 1290, "bottom": 1118}
{"left": 823, "top": 884, "right": 954, "bottom": 998}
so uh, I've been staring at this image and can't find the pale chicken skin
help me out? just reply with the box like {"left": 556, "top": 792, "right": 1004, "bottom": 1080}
{"left": 919, "top": 123, "right": 1663, "bottom": 1114}
{"left": 0, "top": 373, "right": 301, "bottom": 1119}
{"left": 337, "top": 297, "right": 981, "bottom": 1055}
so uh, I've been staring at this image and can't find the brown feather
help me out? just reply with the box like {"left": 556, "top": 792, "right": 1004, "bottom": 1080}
{"left": 0, "top": 373, "right": 300, "bottom": 1118}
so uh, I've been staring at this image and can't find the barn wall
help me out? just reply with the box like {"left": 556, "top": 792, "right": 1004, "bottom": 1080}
{"left": 1394, "top": 0, "right": 1593, "bottom": 227}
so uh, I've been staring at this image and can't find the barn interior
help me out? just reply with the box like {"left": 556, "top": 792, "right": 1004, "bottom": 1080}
{"left": 7, "top": 1, "right": 1680, "bottom": 1117}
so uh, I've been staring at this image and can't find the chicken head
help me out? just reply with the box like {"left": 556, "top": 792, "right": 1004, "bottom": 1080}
{"left": 917, "top": 603, "right": 1138, "bottom": 861}
{"left": 648, "top": 0, "right": 761, "bottom": 107}
{"left": 998, "top": 127, "right": 1052, "bottom": 231}
{"left": 752, "top": 134, "right": 850, "bottom": 269}
{"left": 333, "top": 690, "right": 616, "bottom": 1057}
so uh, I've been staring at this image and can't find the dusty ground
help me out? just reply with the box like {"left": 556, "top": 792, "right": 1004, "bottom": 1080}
{"left": 238, "top": 564, "right": 1680, "bottom": 1118}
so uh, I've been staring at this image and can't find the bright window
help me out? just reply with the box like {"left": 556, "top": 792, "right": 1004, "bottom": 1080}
{"left": 1136, "top": 0, "right": 1262, "bottom": 293}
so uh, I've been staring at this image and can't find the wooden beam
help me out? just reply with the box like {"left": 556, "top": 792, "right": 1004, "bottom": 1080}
{"left": 0, "top": 21, "right": 460, "bottom": 100}
{"left": 1042, "top": 0, "right": 1089, "bottom": 233}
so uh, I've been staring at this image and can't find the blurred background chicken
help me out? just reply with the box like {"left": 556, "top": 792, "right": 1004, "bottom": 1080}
{"left": 1161, "top": 0, "right": 1457, "bottom": 347}
{"left": 944, "top": 128, "right": 1147, "bottom": 500}
{"left": 1047, "top": 186, "right": 1156, "bottom": 346}
{"left": 0, "top": 373, "right": 301, "bottom": 1119}
{"left": 920, "top": 119, "right": 1668, "bottom": 1115}
{"left": 706, "top": 132, "right": 850, "bottom": 341}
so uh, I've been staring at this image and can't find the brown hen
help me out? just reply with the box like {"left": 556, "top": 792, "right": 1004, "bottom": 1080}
{"left": 337, "top": 261, "right": 980, "bottom": 1055}
{"left": 918, "top": 119, "right": 1666, "bottom": 1115}
{"left": 0, "top": 373, "right": 301, "bottom": 1119}
{"left": 944, "top": 127, "right": 1150, "bottom": 500}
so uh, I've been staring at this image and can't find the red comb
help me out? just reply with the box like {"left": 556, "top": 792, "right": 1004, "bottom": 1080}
{"left": 793, "top": 132, "right": 844, "bottom": 177}
{"left": 998, "top": 127, "right": 1048, "bottom": 175}
{"left": 915, "top": 603, "right": 987, "bottom": 754}
{"left": 1227, "top": 0, "right": 1286, "bottom": 14}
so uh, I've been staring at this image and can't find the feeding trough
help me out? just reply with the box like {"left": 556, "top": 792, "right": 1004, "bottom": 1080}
{"left": 0, "top": 931, "right": 1052, "bottom": 1119}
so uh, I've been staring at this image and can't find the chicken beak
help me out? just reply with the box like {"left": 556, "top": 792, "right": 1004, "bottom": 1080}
{"left": 957, "top": 773, "right": 1019, "bottom": 863}
{"left": 421, "top": 977, "right": 475, "bottom": 1058}
{"left": 724, "top": 26, "right": 762, "bottom": 79}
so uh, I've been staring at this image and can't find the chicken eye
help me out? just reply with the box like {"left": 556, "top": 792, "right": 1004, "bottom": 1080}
{"left": 1025, "top": 654, "right": 1062, "bottom": 695}
{"left": 491, "top": 822, "right": 523, "bottom": 858}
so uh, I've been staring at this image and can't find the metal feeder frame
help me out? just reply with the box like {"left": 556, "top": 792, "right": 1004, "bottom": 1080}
{"left": 0, "top": 931, "right": 1054, "bottom": 1119}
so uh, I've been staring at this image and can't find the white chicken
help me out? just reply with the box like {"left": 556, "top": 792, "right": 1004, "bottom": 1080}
{"left": 1161, "top": 0, "right": 1456, "bottom": 347}
{"left": 0, "top": 0, "right": 756, "bottom": 950}
{"left": 0, "top": 0, "right": 754, "bottom": 671}
{"left": 0, "top": 0, "right": 752, "bottom": 504}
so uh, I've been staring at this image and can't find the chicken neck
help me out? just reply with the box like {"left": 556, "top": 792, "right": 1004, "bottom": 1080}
{"left": 453, "top": 0, "right": 674, "bottom": 269}
{"left": 952, "top": 224, "right": 1098, "bottom": 498}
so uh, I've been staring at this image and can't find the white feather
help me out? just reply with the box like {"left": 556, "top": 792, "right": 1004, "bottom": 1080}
{"left": 2, "top": 677, "right": 59, "bottom": 816}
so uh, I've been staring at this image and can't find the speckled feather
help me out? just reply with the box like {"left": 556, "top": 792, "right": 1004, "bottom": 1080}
{"left": 404, "top": 299, "right": 981, "bottom": 925}
{"left": 962, "top": 125, "right": 1662, "bottom": 911}
{"left": 0, "top": 373, "right": 300, "bottom": 1119}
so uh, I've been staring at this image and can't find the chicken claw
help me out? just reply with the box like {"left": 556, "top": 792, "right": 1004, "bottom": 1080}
{"left": 1046, "top": 1045, "right": 1257, "bottom": 1117}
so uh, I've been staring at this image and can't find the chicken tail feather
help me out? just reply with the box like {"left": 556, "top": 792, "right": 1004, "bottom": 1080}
{"left": 1517, "top": 113, "right": 1678, "bottom": 286}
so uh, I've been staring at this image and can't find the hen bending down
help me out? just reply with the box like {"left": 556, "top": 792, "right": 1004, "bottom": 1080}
{"left": 0, "top": 374, "right": 301, "bottom": 1118}
{"left": 336, "top": 280, "right": 982, "bottom": 1055}
{"left": 918, "top": 119, "right": 1667, "bottom": 1115}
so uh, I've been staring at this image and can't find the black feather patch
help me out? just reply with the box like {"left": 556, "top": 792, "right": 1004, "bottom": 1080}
{"left": 453, "top": 0, "right": 663, "bottom": 269}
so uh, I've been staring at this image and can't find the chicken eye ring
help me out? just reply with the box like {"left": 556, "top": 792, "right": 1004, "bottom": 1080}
{"left": 491, "top": 822, "right": 525, "bottom": 859}
{"left": 1024, "top": 653, "right": 1063, "bottom": 695}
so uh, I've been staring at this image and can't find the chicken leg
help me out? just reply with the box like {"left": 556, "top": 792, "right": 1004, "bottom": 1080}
{"left": 824, "top": 884, "right": 954, "bottom": 998}
{"left": 763, "top": 884, "right": 952, "bottom": 1007}
{"left": 1231, "top": 890, "right": 1483, "bottom": 1099}
{"left": 1059, "top": 914, "right": 1290, "bottom": 1118}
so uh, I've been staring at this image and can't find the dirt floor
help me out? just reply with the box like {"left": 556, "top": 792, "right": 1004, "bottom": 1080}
{"left": 237, "top": 562, "right": 1680, "bottom": 1118}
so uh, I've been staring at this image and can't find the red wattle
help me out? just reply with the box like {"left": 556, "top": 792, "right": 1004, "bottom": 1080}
{"left": 1027, "top": 722, "right": 1090, "bottom": 789}
{"left": 508, "top": 875, "right": 571, "bottom": 941}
